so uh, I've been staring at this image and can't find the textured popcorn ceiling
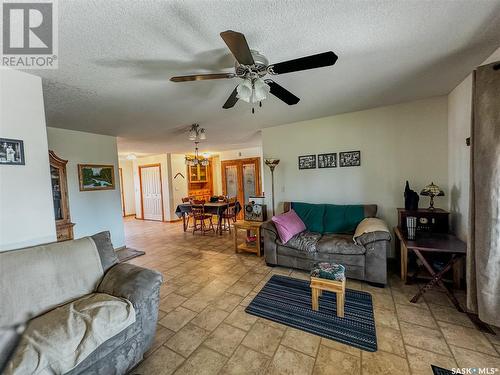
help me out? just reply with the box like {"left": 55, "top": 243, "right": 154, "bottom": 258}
{"left": 32, "top": 0, "right": 500, "bottom": 154}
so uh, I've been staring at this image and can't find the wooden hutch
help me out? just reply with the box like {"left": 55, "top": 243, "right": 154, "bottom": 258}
{"left": 187, "top": 157, "right": 213, "bottom": 201}
{"left": 49, "top": 151, "right": 75, "bottom": 241}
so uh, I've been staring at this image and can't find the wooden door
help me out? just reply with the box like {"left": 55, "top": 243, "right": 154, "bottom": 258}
{"left": 139, "top": 164, "right": 164, "bottom": 221}
{"left": 221, "top": 158, "right": 262, "bottom": 217}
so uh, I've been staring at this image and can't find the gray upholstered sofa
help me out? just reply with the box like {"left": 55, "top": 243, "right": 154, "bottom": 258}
{"left": 262, "top": 202, "right": 390, "bottom": 285}
{"left": 0, "top": 231, "right": 162, "bottom": 375}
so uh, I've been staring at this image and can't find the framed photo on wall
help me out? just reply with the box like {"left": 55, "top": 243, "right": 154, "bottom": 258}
{"left": 0, "top": 138, "right": 25, "bottom": 165}
{"left": 339, "top": 151, "right": 361, "bottom": 167}
{"left": 318, "top": 153, "right": 337, "bottom": 168}
{"left": 78, "top": 164, "right": 115, "bottom": 191}
{"left": 298, "top": 155, "right": 316, "bottom": 170}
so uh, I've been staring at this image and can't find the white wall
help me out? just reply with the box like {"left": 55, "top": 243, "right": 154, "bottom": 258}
{"left": 47, "top": 127, "right": 126, "bottom": 248}
{"left": 168, "top": 154, "right": 188, "bottom": 220}
{"left": 0, "top": 69, "right": 56, "bottom": 250}
{"left": 262, "top": 96, "right": 449, "bottom": 256}
{"left": 219, "top": 146, "right": 263, "bottom": 161}
{"left": 447, "top": 47, "right": 500, "bottom": 241}
{"left": 118, "top": 159, "right": 136, "bottom": 215}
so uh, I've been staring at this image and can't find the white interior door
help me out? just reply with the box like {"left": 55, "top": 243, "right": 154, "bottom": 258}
{"left": 140, "top": 165, "right": 163, "bottom": 221}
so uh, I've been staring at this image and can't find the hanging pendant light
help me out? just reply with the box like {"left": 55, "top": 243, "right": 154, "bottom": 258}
{"left": 185, "top": 140, "right": 210, "bottom": 167}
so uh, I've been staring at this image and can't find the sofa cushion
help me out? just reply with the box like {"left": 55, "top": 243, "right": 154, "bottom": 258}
{"left": 276, "top": 244, "right": 366, "bottom": 268}
{"left": 285, "top": 231, "right": 322, "bottom": 253}
{"left": 291, "top": 202, "right": 325, "bottom": 233}
{"left": 0, "top": 237, "right": 104, "bottom": 327}
{"left": 324, "top": 204, "right": 365, "bottom": 234}
{"left": 316, "top": 234, "right": 366, "bottom": 255}
{"left": 7, "top": 293, "right": 135, "bottom": 375}
{"left": 272, "top": 209, "right": 307, "bottom": 244}
{"left": 92, "top": 231, "right": 119, "bottom": 272}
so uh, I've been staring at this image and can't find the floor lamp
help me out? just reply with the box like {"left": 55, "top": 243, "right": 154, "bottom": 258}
{"left": 264, "top": 159, "right": 280, "bottom": 216}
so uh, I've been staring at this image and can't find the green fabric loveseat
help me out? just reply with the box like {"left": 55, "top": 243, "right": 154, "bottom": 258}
{"left": 262, "top": 202, "right": 390, "bottom": 285}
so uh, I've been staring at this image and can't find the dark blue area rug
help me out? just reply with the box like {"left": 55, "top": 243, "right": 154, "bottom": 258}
{"left": 245, "top": 275, "right": 377, "bottom": 352}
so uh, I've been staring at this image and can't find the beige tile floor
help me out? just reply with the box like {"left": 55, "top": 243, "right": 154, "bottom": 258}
{"left": 125, "top": 218, "right": 500, "bottom": 375}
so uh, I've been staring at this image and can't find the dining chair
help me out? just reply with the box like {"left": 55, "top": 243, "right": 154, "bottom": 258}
{"left": 220, "top": 196, "right": 237, "bottom": 233}
{"left": 191, "top": 199, "right": 215, "bottom": 235}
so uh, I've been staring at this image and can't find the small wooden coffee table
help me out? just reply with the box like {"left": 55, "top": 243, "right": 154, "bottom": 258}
{"left": 310, "top": 277, "right": 346, "bottom": 317}
{"left": 234, "top": 221, "right": 263, "bottom": 257}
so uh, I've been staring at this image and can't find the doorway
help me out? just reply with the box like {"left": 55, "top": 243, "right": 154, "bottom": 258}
{"left": 221, "top": 157, "right": 262, "bottom": 217}
{"left": 119, "top": 168, "right": 125, "bottom": 216}
{"left": 139, "top": 164, "right": 164, "bottom": 221}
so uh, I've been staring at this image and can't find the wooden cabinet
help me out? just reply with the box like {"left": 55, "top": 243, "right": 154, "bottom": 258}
{"left": 49, "top": 151, "right": 75, "bottom": 241}
{"left": 187, "top": 158, "right": 213, "bottom": 201}
{"left": 188, "top": 164, "right": 209, "bottom": 183}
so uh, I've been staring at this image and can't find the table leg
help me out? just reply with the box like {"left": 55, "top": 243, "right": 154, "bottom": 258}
{"left": 336, "top": 291, "right": 345, "bottom": 318}
{"left": 182, "top": 213, "right": 187, "bottom": 232}
{"left": 400, "top": 242, "right": 408, "bottom": 282}
{"left": 311, "top": 288, "right": 319, "bottom": 311}
{"left": 256, "top": 227, "right": 262, "bottom": 257}
{"left": 410, "top": 251, "right": 464, "bottom": 312}
{"left": 218, "top": 213, "right": 223, "bottom": 235}
{"left": 234, "top": 227, "right": 238, "bottom": 253}
{"left": 453, "top": 258, "right": 462, "bottom": 289}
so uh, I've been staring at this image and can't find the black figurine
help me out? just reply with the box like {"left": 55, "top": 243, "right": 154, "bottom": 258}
{"left": 404, "top": 181, "right": 419, "bottom": 211}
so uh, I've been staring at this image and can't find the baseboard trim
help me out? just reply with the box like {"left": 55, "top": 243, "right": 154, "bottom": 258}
{"left": 166, "top": 219, "right": 182, "bottom": 223}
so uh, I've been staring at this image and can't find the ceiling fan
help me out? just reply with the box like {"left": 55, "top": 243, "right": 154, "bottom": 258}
{"left": 170, "top": 30, "right": 338, "bottom": 110}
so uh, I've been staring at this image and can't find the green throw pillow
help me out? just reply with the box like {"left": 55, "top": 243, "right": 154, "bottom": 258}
{"left": 324, "top": 204, "right": 365, "bottom": 233}
{"left": 291, "top": 202, "right": 325, "bottom": 233}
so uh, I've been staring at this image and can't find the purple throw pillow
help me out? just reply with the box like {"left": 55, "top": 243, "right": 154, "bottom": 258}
{"left": 272, "top": 209, "right": 307, "bottom": 244}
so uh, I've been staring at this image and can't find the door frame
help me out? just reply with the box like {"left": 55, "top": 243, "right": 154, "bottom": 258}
{"left": 139, "top": 164, "right": 165, "bottom": 222}
{"left": 119, "top": 167, "right": 125, "bottom": 217}
{"left": 221, "top": 157, "right": 262, "bottom": 213}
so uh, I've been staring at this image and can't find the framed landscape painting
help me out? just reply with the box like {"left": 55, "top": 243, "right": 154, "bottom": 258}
{"left": 78, "top": 164, "right": 115, "bottom": 191}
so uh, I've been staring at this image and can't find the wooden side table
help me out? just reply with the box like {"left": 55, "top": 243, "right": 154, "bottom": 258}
{"left": 310, "top": 277, "right": 346, "bottom": 317}
{"left": 234, "top": 221, "right": 263, "bottom": 257}
{"left": 394, "top": 226, "right": 466, "bottom": 312}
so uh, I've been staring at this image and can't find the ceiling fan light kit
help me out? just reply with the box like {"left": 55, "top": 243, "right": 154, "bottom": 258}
{"left": 236, "top": 77, "right": 270, "bottom": 103}
{"left": 170, "top": 30, "right": 338, "bottom": 112}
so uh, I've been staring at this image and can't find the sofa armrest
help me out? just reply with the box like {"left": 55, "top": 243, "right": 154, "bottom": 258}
{"left": 97, "top": 263, "right": 163, "bottom": 352}
{"left": 98, "top": 263, "right": 163, "bottom": 307}
{"left": 355, "top": 231, "right": 391, "bottom": 246}
{"left": 261, "top": 220, "right": 278, "bottom": 240}
{"left": 261, "top": 220, "right": 278, "bottom": 265}
{"left": 353, "top": 218, "right": 391, "bottom": 246}
{"left": 363, "top": 239, "right": 389, "bottom": 285}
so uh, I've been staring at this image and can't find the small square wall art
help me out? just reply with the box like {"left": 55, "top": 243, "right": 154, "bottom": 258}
{"left": 318, "top": 153, "right": 337, "bottom": 168}
{"left": 298, "top": 155, "right": 316, "bottom": 169}
{"left": 339, "top": 151, "right": 361, "bottom": 167}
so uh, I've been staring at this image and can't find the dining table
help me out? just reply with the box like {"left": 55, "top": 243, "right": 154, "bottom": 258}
{"left": 175, "top": 201, "right": 242, "bottom": 235}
